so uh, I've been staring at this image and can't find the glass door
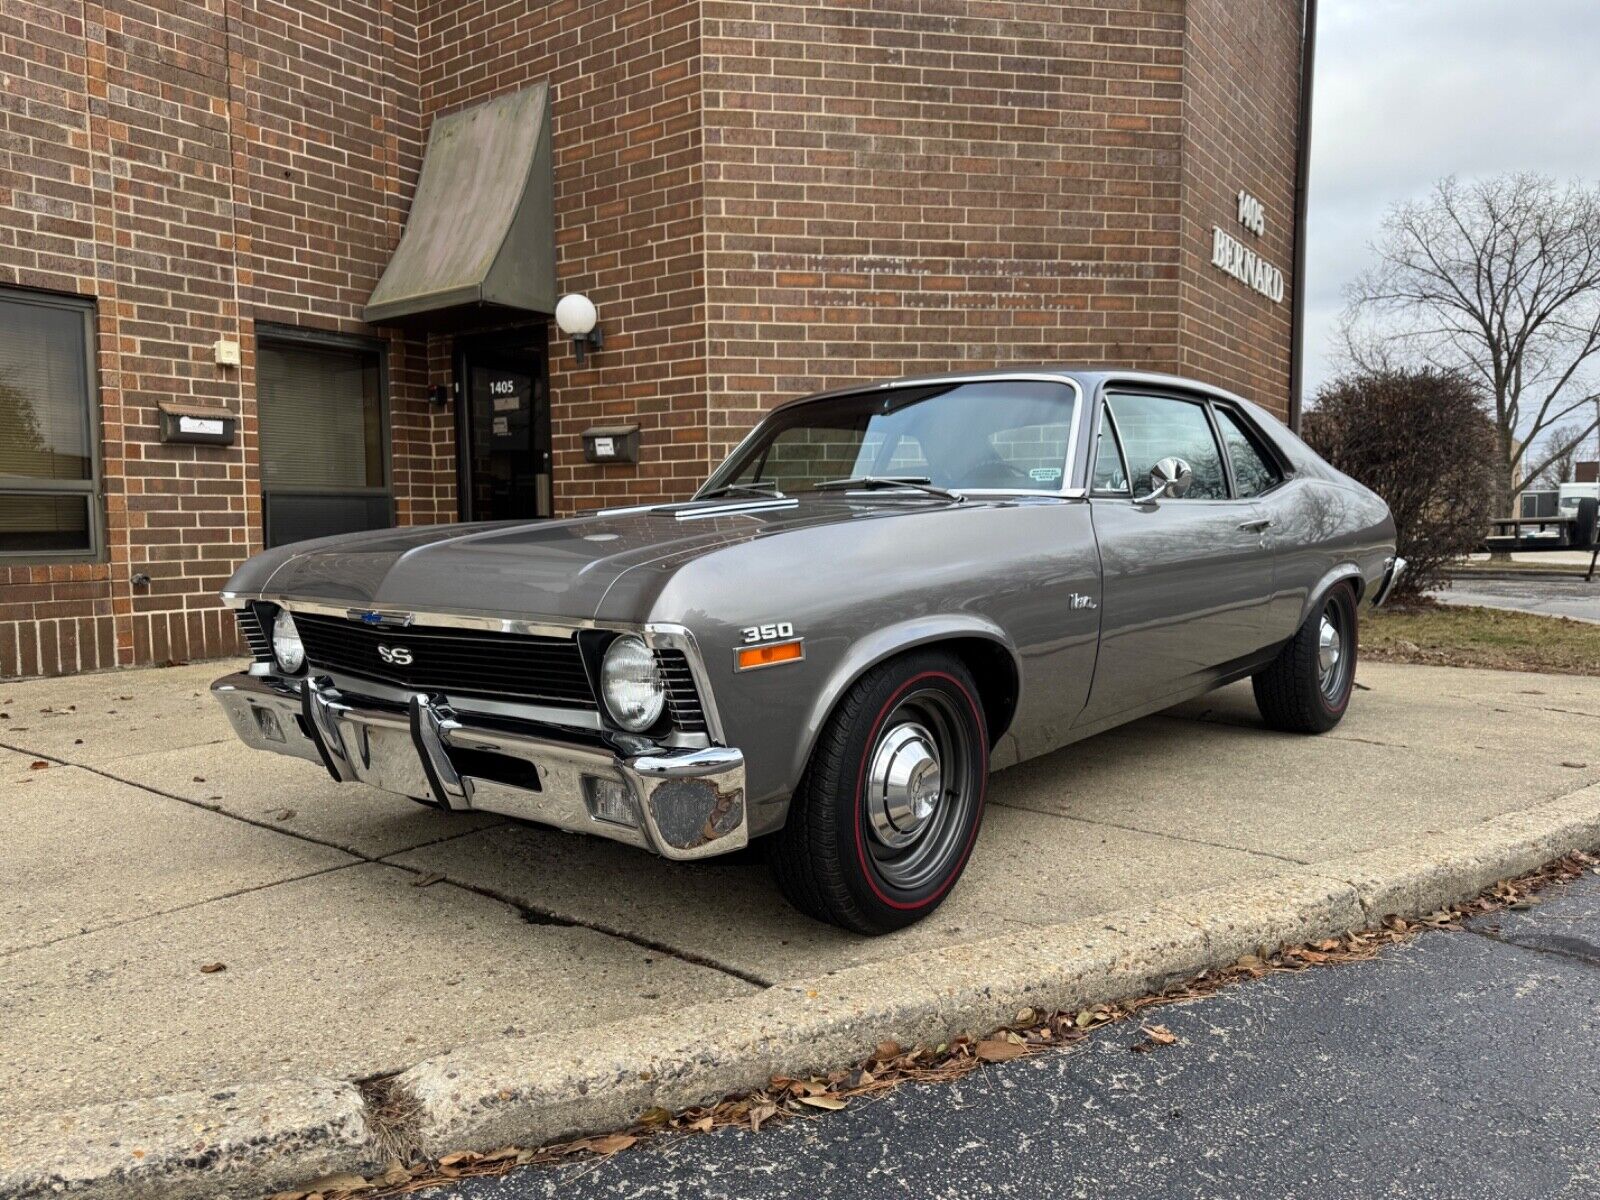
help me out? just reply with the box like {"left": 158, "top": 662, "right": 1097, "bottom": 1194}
{"left": 455, "top": 330, "right": 552, "bottom": 522}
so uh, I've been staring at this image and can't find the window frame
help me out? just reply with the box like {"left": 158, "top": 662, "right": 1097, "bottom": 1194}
{"left": 0, "top": 286, "right": 104, "bottom": 565}
{"left": 255, "top": 323, "right": 394, "bottom": 548}
{"left": 1210, "top": 400, "right": 1289, "bottom": 499}
{"left": 1097, "top": 388, "right": 1236, "bottom": 503}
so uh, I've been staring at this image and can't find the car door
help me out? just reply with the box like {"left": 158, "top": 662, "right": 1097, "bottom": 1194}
{"left": 1079, "top": 389, "right": 1277, "bottom": 724}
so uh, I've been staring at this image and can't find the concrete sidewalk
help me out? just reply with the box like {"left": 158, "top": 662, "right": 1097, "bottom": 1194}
{"left": 3, "top": 659, "right": 1599, "bottom": 1194}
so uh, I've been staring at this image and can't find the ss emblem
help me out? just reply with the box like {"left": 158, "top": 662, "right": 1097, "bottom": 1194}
{"left": 741, "top": 621, "right": 795, "bottom": 644}
{"left": 377, "top": 644, "right": 413, "bottom": 665}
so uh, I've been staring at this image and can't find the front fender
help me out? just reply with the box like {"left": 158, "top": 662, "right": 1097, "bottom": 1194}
{"left": 779, "top": 614, "right": 1019, "bottom": 819}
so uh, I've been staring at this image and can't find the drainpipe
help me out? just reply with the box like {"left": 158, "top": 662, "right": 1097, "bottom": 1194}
{"left": 1288, "top": 0, "right": 1319, "bottom": 434}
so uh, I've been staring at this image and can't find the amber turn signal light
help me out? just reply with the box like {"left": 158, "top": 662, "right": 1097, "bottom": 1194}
{"left": 736, "top": 640, "right": 804, "bottom": 671}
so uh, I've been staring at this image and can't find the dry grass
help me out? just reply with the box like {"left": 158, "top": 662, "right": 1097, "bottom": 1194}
{"left": 1366, "top": 602, "right": 1600, "bottom": 676}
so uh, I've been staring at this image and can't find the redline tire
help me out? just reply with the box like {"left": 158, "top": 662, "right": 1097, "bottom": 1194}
{"left": 769, "top": 651, "right": 989, "bottom": 934}
{"left": 1253, "top": 582, "right": 1358, "bottom": 734}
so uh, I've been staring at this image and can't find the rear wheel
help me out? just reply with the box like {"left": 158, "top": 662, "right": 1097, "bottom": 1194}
{"left": 770, "top": 651, "right": 989, "bottom": 934}
{"left": 1252, "top": 583, "right": 1358, "bottom": 733}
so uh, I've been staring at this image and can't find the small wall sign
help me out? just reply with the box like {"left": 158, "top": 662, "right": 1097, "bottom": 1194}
{"left": 582, "top": 423, "right": 640, "bottom": 465}
{"left": 158, "top": 401, "right": 236, "bottom": 446}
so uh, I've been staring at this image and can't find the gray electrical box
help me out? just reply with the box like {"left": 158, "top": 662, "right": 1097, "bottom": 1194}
{"left": 158, "top": 401, "right": 237, "bottom": 446}
{"left": 582, "top": 423, "right": 640, "bottom": 465}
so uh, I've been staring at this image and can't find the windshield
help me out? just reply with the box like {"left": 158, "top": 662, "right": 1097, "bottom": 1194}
{"left": 706, "top": 379, "right": 1078, "bottom": 495}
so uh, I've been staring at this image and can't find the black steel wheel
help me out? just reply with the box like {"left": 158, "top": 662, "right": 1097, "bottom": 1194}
{"left": 1253, "top": 583, "right": 1358, "bottom": 733}
{"left": 770, "top": 650, "right": 989, "bottom": 934}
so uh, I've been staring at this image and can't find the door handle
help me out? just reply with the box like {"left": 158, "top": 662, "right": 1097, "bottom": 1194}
{"left": 1238, "top": 517, "right": 1273, "bottom": 532}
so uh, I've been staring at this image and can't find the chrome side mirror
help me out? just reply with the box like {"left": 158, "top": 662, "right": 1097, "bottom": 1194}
{"left": 1134, "top": 456, "right": 1193, "bottom": 504}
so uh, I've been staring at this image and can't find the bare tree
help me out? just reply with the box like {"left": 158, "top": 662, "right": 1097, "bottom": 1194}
{"left": 1345, "top": 174, "right": 1600, "bottom": 514}
{"left": 1534, "top": 423, "right": 1584, "bottom": 486}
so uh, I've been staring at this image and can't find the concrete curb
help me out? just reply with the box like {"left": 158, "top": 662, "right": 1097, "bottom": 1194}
{"left": 7, "top": 782, "right": 1599, "bottom": 1197}
{"left": 397, "top": 780, "right": 1600, "bottom": 1156}
{"left": 0, "top": 1078, "right": 370, "bottom": 1200}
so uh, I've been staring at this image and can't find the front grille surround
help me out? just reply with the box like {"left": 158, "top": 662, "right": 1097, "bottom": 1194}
{"left": 273, "top": 609, "right": 715, "bottom": 741}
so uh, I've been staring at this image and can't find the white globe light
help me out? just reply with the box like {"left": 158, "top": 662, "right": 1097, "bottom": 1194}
{"left": 555, "top": 293, "right": 598, "bottom": 337}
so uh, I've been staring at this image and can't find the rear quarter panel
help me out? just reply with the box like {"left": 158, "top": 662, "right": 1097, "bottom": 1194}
{"left": 612, "top": 501, "right": 1102, "bottom": 836}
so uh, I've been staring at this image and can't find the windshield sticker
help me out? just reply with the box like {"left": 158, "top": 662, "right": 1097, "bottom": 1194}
{"left": 1029, "top": 467, "right": 1063, "bottom": 483}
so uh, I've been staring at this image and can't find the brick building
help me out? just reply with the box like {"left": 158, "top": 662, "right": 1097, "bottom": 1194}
{"left": 0, "top": 0, "right": 1311, "bottom": 679}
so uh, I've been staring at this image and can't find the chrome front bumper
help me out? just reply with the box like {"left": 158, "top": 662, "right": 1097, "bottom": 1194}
{"left": 1371, "top": 555, "right": 1409, "bottom": 607}
{"left": 212, "top": 672, "right": 747, "bottom": 861}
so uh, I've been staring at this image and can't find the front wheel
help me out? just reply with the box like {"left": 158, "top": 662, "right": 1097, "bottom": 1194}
{"left": 769, "top": 651, "right": 989, "bottom": 934}
{"left": 1252, "top": 583, "right": 1358, "bottom": 733}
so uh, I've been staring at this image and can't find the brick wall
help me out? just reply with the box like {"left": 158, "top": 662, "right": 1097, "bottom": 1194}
{"left": 698, "top": 0, "right": 1192, "bottom": 460}
{"left": 1177, "top": 0, "right": 1301, "bottom": 417}
{"left": 1, "top": 0, "right": 1305, "bottom": 679}
{"left": 416, "top": 0, "right": 712, "bottom": 512}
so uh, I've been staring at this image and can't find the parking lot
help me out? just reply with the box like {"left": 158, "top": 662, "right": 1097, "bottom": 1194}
{"left": 6, "top": 656, "right": 1600, "bottom": 1134}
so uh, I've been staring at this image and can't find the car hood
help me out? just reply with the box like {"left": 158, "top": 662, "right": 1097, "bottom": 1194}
{"left": 225, "top": 497, "right": 944, "bottom": 621}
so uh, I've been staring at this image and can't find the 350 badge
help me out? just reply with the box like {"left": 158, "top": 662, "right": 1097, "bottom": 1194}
{"left": 740, "top": 621, "right": 795, "bottom": 644}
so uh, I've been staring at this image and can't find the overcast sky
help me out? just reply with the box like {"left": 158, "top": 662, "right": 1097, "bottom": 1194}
{"left": 1304, "top": 0, "right": 1600, "bottom": 396}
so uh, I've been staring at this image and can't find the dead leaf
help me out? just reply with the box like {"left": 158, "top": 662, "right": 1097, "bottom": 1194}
{"left": 975, "top": 1039, "right": 1030, "bottom": 1062}
{"left": 199, "top": 962, "right": 226, "bottom": 974}
{"left": 192, "top": 775, "right": 206, "bottom": 782}
{"left": 636, "top": 1106, "right": 672, "bottom": 1127}
{"left": 798, "top": 1094, "right": 847, "bottom": 1111}
{"left": 274, "top": 808, "right": 297, "bottom": 820}
{"left": 749, "top": 1102, "right": 778, "bottom": 1131}
{"left": 590, "top": 1133, "right": 638, "bottom": 1155}
{"left": 1561, "top": 761, "right": 1588, "bottom": 769}
{"left": 437, "top": 1151, "right": 479, "bottom": 1167}
{"left": 1143, "top": 1024, "right": 1178, "bottom": 1045}
{"left": 873, "top": 1040, "right": 901, "bottom": 1061}
{"left": 411, "top": 872, "right": 445, "bottom": 888}
{"left": 29, "top": 761, "right": 47, "bottom": 770}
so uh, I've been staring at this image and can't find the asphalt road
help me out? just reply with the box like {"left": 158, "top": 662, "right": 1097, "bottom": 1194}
{"left": 433, "top": 870, "right": 1600, "bottom": 1200}
{"left": 1435, "top": 575, "right": 1600, "bottom": 622}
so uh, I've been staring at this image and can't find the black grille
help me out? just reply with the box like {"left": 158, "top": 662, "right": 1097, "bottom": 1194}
{"left": 293, "top": 613, "right": 596, "bottom": 708}
{"left": 235, "top": 607, "right": 271, "bottom": 662}
{"left": 655, "top": 649, "right": 708, "bottom": 734}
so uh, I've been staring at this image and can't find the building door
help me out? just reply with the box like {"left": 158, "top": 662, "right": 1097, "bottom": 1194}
{"left": 455, "top": 330, "right": 552, "bottom": 522}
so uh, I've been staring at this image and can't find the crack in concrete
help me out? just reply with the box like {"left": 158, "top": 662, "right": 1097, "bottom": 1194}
{"left": 988, "top": 800, "right": 1309, "bottom": 865}
{"left": 2, "top": 739, "right": 770, "bottom": 990}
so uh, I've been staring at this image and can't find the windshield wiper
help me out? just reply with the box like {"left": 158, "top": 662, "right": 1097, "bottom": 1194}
{"left": 812, "top": 475, "right": 965, "bottom": 502}
{"left": 697, "top": 480, "right": 786, "bottom": 500}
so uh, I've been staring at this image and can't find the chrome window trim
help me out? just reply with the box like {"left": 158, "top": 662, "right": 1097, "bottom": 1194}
{"left": 218, "top": 594, "right": 726, "bottom": 747}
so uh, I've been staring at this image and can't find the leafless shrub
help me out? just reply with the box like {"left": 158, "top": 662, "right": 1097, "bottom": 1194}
{"left": 1304, "top": 368, "right": 1498, "bottom": 598}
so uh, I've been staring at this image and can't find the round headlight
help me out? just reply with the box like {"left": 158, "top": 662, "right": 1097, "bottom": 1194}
{"left": 600, "top": 635, "right": 665, "bottom": 732}
{"left": 271, "top": 608, "right": 305, "bottom": 674}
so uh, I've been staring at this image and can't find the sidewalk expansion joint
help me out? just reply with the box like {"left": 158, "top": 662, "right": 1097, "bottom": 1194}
{"left": 0, "top": 860, "right": 360, "bottom": 959}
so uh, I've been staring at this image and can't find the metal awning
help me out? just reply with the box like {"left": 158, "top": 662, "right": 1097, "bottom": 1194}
{"left": 363, "top": 84, "right": 555, "bottom": 326}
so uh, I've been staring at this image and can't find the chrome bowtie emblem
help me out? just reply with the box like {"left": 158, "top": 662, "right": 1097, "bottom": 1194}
{"left": 377, "top": 644, "right": 413, "bottom": 665}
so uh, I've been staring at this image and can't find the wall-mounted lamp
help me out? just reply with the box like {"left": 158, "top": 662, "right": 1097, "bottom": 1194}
{"left": 555, "top": 293, "right": 603, "bottom": 366}
{"left": 428, "top": 384, "right": 451, "bottom": 407}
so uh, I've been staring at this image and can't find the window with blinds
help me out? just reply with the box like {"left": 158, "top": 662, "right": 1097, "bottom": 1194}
{"left": 0, "top": 290, "right": 100, "bottom": 559}
{"left": 257, "top": 333, "right": 394, "bottom": 548}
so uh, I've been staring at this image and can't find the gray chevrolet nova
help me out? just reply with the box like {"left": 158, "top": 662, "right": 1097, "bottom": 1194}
{"left": 215, "top": 369, "right": 1403, "bottom": 933}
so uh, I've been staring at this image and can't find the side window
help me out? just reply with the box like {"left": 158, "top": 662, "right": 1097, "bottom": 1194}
{"left": 1215, "top": 407, "right": 1283, "bottom": 498}
{"left": 0, "top": 289, "right": 101, "bottom": 560}
{"left": 1105, "top": 393, "right": 1228, "bottom": 501}
{"left": 1091, "top": 409, "right": 1128, "bottom": 493}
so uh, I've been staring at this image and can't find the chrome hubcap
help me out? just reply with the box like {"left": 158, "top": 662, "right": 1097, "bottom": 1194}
{"left": 1318, "top": 616, "right": 1342, "bottom": 683}
{"left": 866, "top": 721, "right": 944, "bottom": 850}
